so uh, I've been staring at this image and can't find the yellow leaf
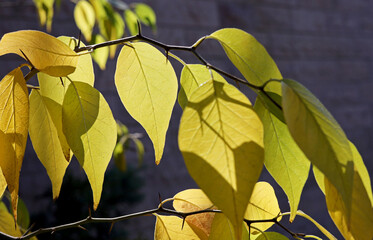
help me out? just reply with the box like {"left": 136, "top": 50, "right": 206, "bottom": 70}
{"left": 0, "top": 68, "right": 28, "bottom": 220}
{"left": 91, "top": 34, "right": 109, "bottom": 70}
{"left": 0, "top": 201, "right": 22, "bottom": 237}
{"left": 245, "top": 182, "right": 281, "bottom": 234}
{"left": 178, "top": 64, "right": 226, "bottom": 110}
{"left": 115, "top": 42, "right": 177, "bottom": 164}
{"left": 29, "top": 89, "right": 70, "bottom": 200}
{"left": 74, "top": 0, "right": 96, "bottom": 42}
{"left": 0, "top": 30, "right": 78, "bottom": 77}
{"left": 154, "top": 214, "right": 203, "bottom": 240}
{"left": 62, "top": 81, "right": 117, "bottom": 210}
{"left": 295, "top": 211, "right": 336, "bottom": 240}
{"left": 282, "top": 78, "right": 354, "bottom": 217}
{"left": 208, "top": 28, "right": 282, "bottom": 90}
{"left": 173, "top": 189, "right": 215, "bottom": 239}
{"left": 325, "top": 171, "right": 373, "bottom": 240}
{"left": 34, "top": 0, "right": 55, "bottom": 32}
{"left": 179, "top": 80, "right": 264, "bottom": 239}
{"left": 38, "top": 36, "right": 95, "bottom": 162}
{"left": 209, "top": 214, "right": 249, "bottom": 240}
{"left": 0, "top": 169, "right": 6, "bottom": 198}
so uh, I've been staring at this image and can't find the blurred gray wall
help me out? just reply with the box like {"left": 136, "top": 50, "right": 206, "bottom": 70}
{"left": 0, "top": 0, "right": 372, "bottom": 239}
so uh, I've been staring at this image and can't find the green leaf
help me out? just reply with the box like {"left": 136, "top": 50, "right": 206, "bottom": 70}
{"left": 0, "top": 201, "right": 22, "bottom": 237}
{"left": 281, "top": 78, "right": 354, "bottom": 216}
{"left": 124, "top": 9, "right": 139, "bottom": 35}
{"left": 245, "top": 182, "right": 281, "bottom": 234}
{"left": 113, "top": 142, "right": 126, "bottom": 172}
{"left": 34, "top": 0, "right": 55, "bottom": 32}
{"left": 0, "top": 30, "right": 78, "bottom": 77}
{"left": 62, "top": 81, "right": 117, "bottom": 210}
{"left": 91, "top": 34, "right": 109, "bottom": 70}
{"left": 134, "top": 3, "right": 157, "bottom": 32}
{"left": 209, "top": 213, "right": 249, "bottom": 240}
{"left": 74, "top": 0, "right": 96, "bottom": 42}
{"left": 29, "top": 89, "right": 70, "bottom": 200}
{"left": 179, "top": 80, "right": 264, "bottom": 239}
{"left": 178, "top": 64, "right": 226, "bottom": 110}
{"left": 115, "top": 42, "right": 177, "bottom": 164}
{"left": 0, "top": 67, "right": 28, "bottom": 220}
{"left": 254, "top": 95, "right": 310, "bottom": 221}
{"left": 207, "top": 28, "right": 281, "bottom": 90}
{"left": 154, "top": 214, "right": 203, "bottom": 240}
{"left": 14, "top": 198, "right": 30, "bottom": 230}
{"left": 133, "top": 138, "right": 144, "bottom": 167}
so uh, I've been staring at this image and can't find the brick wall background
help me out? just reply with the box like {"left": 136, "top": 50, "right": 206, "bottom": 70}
{"left": 0, "top": 0, "right": 372, "bottom": 239}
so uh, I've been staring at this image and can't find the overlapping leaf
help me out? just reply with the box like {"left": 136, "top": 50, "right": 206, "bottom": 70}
{"left": 62, "top": 81, "right": 116, "bottom": 210}
{"left": 0, "top": 68, "right": 28, "bottom": 219}
{"left": 154, "top": 215, "right": 202, "bottom": 240}
{"left": 209, "top": 214, "right": 249, "bottom": 240}
{"left": 29, "top": 89, "right": 70, "bottom": 200}
{"left": 115, "top": 42, "right": 177, "bottom": 164}
{"left": 245, "top": 182, "right": 281, "bottom": 234}
{"left": 282, "top": 78, "right": 354, "bottom": 216}
{"left": 74, "top": 0, "right": 96, "bottom": 42}
{"left": 0, "top": 201, "right": 22, "bottom": 237}
{"left": 0, "top": 169, "right": 6, "bottom": 198}
{"left": 134, "top": 3, "right": 157, "bottom": 32}
{"left": 178, "top": 64, "right": 226, "bottom": 110}
{"left": 254, "top": 95, "right": 310, "bottom": 221}
{"left": 0, "top": 31, "right": 78, "bottom": 77}
{"left": 179, "top": 80, "right": 264, "bottom": 239}
{"left": 207, "top": 28, "right": 281, "bottom": 90}
{"left": 173, "top": 189, "right": 215, "bottom": 239}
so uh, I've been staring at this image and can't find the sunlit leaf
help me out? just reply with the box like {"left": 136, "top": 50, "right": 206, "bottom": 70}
{"left": 208, "top": 28, "right": 281, "bottom": 90}
{"left": 173, "top": 189, "right": 214, "bottom": 239}
{"left": 254, "top": 95, "right": 310, "bottom": 221}
{"left": 209, "top": 214, "right": 249, "bottom": 240}
{"left": 133, "top": 138, "right": 144, "bottom": 167}
{"left": 325, "top": 172, "right": 373, "bottom": 240}
{"left": 178, "top": 64, "right": 226, "bottom": 110}
{"left": 91, "top": 34, "right": 109, "bottom": 70}
{"left": 179, "top": 80, "right": 264, "bottom": 239}
{"left": 113, "top": 142, "right": 126, "bottom": 172}
{"left": 74, "top": 0, "right": 96, "bottom": 42}
{"left": 0, "top": 31, "right": 78, "bottom": 77}
{"left": 29, "top": 89, "right": 70, "bottom": 199}
{"left": 33, "top": 0, "right": 55, "bottom": 32}
{"left": 62, "top": 81, "right": 117, "bottom": 210}
{"left": 134, "top": 3, "right": 157, "bottom": 32}
{"left": 115, "top": 42, "right": 177, "bottom": 164}
{"left": 109, "top": 12, "right": 125, "bottom": 58}
{"left": 0, "top": 170, "right": 6, "bottom": 198}
{"left": 245, "top": 182, "right": 281, "bottom": 234}
{"left": 0, "top": 201, "right": 22, "bottom": 237}
{"left": 13, "top": 197, "right": 30, "bottom": 230}
{"left": 0, "top": 68, "right": 28, "bottom": 220}
{"left": 154, "top": 214, "right": 202, "bottom": 240}
{"left": 124, "top": 9, "right": 139, "bottom": 35}
{"left": 282, "top": 78, "right": 354, "bottom": 216}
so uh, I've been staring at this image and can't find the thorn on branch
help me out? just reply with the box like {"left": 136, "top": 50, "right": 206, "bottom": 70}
{"left": 59, "top": 77, "right": 64, "bottom": 87}
{"left": 77, "top": 31, "right": 82, "bottom": 49}
{"left": 77, "top": 225, "right": 87, "bottom": 231}
{"left": 109, "top": 222, "right": 115, "bottom": 234}
{"left": 136, "top": 20, "right": 142, "bottom": 36}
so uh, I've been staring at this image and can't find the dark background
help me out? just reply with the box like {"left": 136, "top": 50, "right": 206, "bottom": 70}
{"left": 0, "top": 0, "right": 372, "bottom": 239}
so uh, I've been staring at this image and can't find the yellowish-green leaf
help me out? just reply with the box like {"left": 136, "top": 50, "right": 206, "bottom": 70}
{"left": 29, "top": 89, "right": 70, "bottom": 200}
{"left": 113, "top": 142, "right": 126, "bottom": 172}
{"left": 325, "top": 172, "right": 373, "bottom": 240}
{"left": 91, "top": 34, "right": 109, "bottom": 70}
{"left": 282, "top": 78, "right": 354, "bottom": 216}
{"left": 74, "top": 0, "right": 96, "bottom": 42}
{"left": 178, "top": 64, "right": 226, "bottom": 110}
{"left": 245, "top": 182, "right": 281, "bottom": 234}
{"left": 0, "top": 169, "right": 6, "bottom": 198}
{"left": 109, "top": 12, "right": 125, "bottom": 58}
{"left": 134, "top": 3, "right": 157, "bottom": 32}
{"left": 115, "top": 42, "right": 177, "bottom": 164}
{"left": 207, "top": 28, "right": 281, "bottom": 91}
{"left": 254, "top": 95, "right": 310, "bottom": 221}
{"left": 0, "top": 68, "right": 28, "bottom": 220}
{"left": 173, "top": 189, "right": 214, "bottom": 239}
{"left": 209, "top": 214, "right": 249, "bottom": 240}
{"left": 0, "top": 31, "right": 78, "bottom": 77}
{"left": 0, "top": 201, "right": 22, "bottom": 237}
{"left": 179, "top": 80, "right": 264, "bottom": 239}
{"left": 124, "top": 9, "right": 139, "bottom": 35}
{"left": 154, "top": 214, "right": 203, "bottom": 240}
{"left": 62, "top": 81, "right": 117, "bottom": 210}
{"left": 33, "top": 0, "right": 55, "bottom": 32}
{"left": 133, "top": 138, "right": 144, "bottom": 167}
{"left": 252, "top": 232, "right": 289, "bottom": 240}
{"left": 294, "top": 210, "right": 336, "bottom": 240}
